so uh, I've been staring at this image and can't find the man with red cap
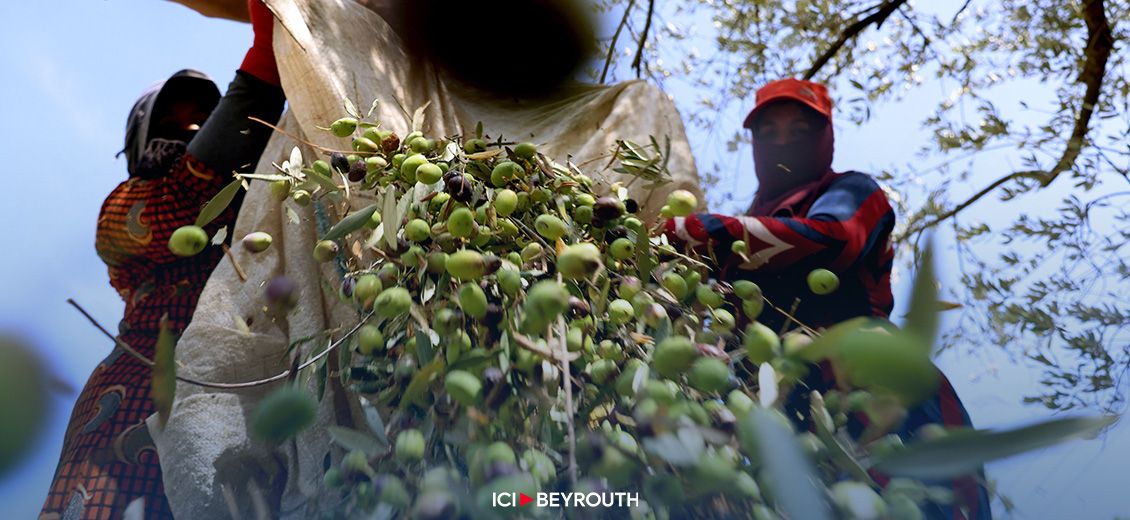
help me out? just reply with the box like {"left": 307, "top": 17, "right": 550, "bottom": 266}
{"left": 665, "top": 78, "right": 992, "bottom": 519}
{"left": 41, "top": 1, "right": 285, "bottom": 518}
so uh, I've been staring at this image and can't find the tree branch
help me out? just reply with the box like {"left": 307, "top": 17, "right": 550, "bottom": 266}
{"left": 900, "top": 170, "right": 1043, "bottom": 238}
{"left": 950, "top": 0, "right": 975, "bottom": 26}
{"left": 897, "top": 5, "right": 940, "bottom": 60}
{"left": 631, "top": 0, "right": 655, "bottom": 79}
{"left": 68, "top": 298, "right": 372, "bottom": 390}
{"left": 803, "top": 0, "right": 909, "bottom": 80}
{"left": 601, "top": 0, "right": 636, "bottom": 84}
{"left": 1042, "top": 0, "right": 1113, "bottom": 186}
{"left": 902, "top": 0, "right": 1113, "bottom": 237}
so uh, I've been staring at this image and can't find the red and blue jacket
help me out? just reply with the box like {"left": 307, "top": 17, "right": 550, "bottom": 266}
{"left": 665, "top": 171, "right": 895, "bottom": 331}
{"left": 664, "top": 171, "right": 991, "bottom": 519}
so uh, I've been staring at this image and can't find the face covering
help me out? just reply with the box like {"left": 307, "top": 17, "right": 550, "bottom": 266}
{"left": 120, "top": 69, "right": 219, "bottom": 178}
{"left": 752, "top": 120, "right": 835, "bottom": 203}
{"left": 131, "top": 138, "right": 188, "bottom": 180}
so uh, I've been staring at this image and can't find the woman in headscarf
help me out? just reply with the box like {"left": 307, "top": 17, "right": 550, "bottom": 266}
{"left": 664, "top": 78, "right": 992, "bottom": 519}
{"left": 41, "top": 1, "right": 285, "bottom": 517}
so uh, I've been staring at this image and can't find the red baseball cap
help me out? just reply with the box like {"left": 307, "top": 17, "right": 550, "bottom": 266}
{"left": 742, "top": 78, "right": 833, "bottom": 129}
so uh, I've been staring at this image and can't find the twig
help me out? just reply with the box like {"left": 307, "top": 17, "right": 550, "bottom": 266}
{"left": 67, "top": 298, "right": 372, "bottom": 389}
{"left": 897, "top": 5, "right": 939, "bottom": 60}
{"left": 513, "top": 219, "right": 552, "bottom": 251}
{"left": 899, "top": 169, "right": 1041, "bottom": 239}
{"left": 949, "top": 0, "right": 975, "bottom": 26}
{"left": 601, "top": 0, "right": 636, "bottom": 83}
{"left": 803, "top": 0, "right": 909, "bottom": 80}
{"left": 68, "top": 299, "right": 156, "bottom": 368}
{"left": 222, "top": 244, "right": 248, "bottom": 282}
{"left": 778, "top": 297, "right": 803, "bottom": 337}
{"left": 631, "top": 0, "right": 656, "bottom": 79}
{"left": 510, "top": 331, "right": 580, "bottom": 363}
{"left": 761, "top": 296, "right": 820, "bottom": 337}
{"left": 556, "top": 314, "right": 579, "bottom": 487}
{"left": 247, "top": 116, "right": 357, "bottom": 156}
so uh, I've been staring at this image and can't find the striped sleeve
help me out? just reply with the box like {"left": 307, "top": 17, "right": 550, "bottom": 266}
{"left": 664, "top": 173, "right": 895, "bottom": 272}
{"left": 98, "top": 157, "right": 229, "bottom": 265}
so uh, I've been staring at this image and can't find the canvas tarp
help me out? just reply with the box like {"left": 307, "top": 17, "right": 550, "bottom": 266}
{"left": 150, "top": 0, "right": 702, "bottom": 517}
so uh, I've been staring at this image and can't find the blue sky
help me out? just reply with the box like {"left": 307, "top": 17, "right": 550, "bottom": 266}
{"left": 0, "top": 1, "right": 1126, "bottom": 518}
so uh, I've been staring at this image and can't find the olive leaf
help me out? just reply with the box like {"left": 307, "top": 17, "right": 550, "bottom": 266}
{"left": 236, "top": 173, "right": 291, "bottom": 182}
{"left": 833, "top": 327, "right": 938, "bottom": 406}
{"left": 382, "top": 186, "right": 399, "bottom": 250}
{"left": 328, "top": 426, "right": 384, "bottom": 455}
{"left": 466, "top": 149, "right": 505, "bottom": 161}
{"left": 315, "top": 358, "right": 328, "bottom": 402}
{"left": 642, "top": 428, "right": 703, "bottom": 467}
{"left": 440, "top": 141, "right": 460, "bottom": 163}
{"left": 792, "top": 316, "right": 875, "bottom": 363}
{"left": 338, "top": 337, "right": 352, "bottom": 387}
{"left": 323, "top": 203, "right": 380, "bottom": 242}
{"left": 613, "top": 139, "right": 669, "bottom": 182}
{"left": 635, "top": 226, "right": 654, "bottom": 282}
{"left": 231, "top": 313, "right": 251, "bottom": 337}
{"left": 448, "top": 350, "right": 494, "bottom": 372}
{"left": 738, "top": 407, "right": 834, "bottom": 520}
{"left": 411, "top": 101, "right": 431, "bottom": 133}
{"left": 194, "top": 178, "right": 243, "bottom": 228}
{"left": 758, "top": 362, "right": 778, "bottom": 407}
{"left": 395, "top": 189, "right": 414, "bottom": 231}
{"left": 343, "top": 98, "right": 360, "bottom": 119}
{"left": 308, "top": 169, "right": 341, "bottom": 195}
{"left": 151, "top": 315, "right": 177, "bottom": 427}
{"left": 287, "top": 146, "right": 303, "bottom": 178}
{"left": 811, "top": 392, "right": 876, "bottom": 486}
{"left": 415, "top": 329, "right": 434, "bottom": 366}
{"left": 210, "top": 226, "right": 228, "bottom": 246}
{"left": 871, "top": 415, "right": 1117, "bottom": 480}
{"left": 904, "top": 238, "right": 939, "bottom": 350}
{"left": 401, "top": 358, "right": 443, "bottom": 411}
{"left": 358, "top": 395, "right": 390, "bottom": 445}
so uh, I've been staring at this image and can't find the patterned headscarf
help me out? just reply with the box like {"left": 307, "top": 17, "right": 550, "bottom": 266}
{"left": 119, "top": 69, "right": 220, "bottom": 177}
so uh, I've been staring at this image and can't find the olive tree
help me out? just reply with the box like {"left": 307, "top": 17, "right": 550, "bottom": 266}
{"left": 596, "top": 0, "right": 1129, "bottom": 411}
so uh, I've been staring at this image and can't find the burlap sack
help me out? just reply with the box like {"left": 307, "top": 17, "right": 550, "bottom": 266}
{"left": 151, "top": 0, "right": 702, "bottom": 517}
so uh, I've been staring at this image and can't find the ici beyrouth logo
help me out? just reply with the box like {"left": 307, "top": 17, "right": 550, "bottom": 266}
{"left": 492, "top": 491, "right": 639, "bottom": 509}
{"left": 492, "top": 491, "right": 534, "bottom": 508}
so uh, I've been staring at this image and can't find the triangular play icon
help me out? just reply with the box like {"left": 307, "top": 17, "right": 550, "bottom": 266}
{"left": 519, "top": 492, "right": 533, "bottom": 506}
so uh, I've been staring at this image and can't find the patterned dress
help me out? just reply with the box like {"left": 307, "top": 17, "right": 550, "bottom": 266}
{"left": 40, "top": 155, "right": 236, "bottom": 519}
{"left": 42, "top": 70, "right": 284, "bottom": 519}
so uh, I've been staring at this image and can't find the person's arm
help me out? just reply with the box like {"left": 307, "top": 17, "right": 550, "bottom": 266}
{"left": 128, "top": 0, "right": 285, "bottom": 264}
{"left": 170, "top": 0, "right": 286, "bottom": 203}
{"left": 664, "top": 173, "right": 895, "bottom": 272}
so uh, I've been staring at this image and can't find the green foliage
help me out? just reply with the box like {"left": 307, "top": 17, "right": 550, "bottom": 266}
{"left": 872, "top": 415, "right": 1117, "bottom": 480}
{"left": 0, "top": 334, "right": 50, "bottom": 476}
{"left": 194, "top": 178, "right": 244, "bottom": 228}
{"left": 593, "top": 0, "right": 1130, "bottom": 410}
{"left": 237, "top": 112, "right": 1117, "bottom": 517}
{"left": 151, "top": 316, "right": 177, "bottom": 427}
